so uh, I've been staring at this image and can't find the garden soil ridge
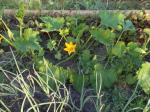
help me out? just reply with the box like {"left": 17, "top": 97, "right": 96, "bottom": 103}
{"left": 3, "top": 9, "right": 150, "bottom": 16}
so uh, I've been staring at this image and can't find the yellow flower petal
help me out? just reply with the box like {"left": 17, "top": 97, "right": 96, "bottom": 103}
{"left": 64, "top": 42, "right": 76, "bottom": 55}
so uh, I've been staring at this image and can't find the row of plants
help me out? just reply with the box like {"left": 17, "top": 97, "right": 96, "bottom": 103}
{"left": 0, "top": 0, "right": 150, "bottom": 10}
{"left": 0, "top": 3, "right": 150, "bottom": 112}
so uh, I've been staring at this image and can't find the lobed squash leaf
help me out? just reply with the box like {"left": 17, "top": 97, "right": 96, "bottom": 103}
{"left": 14, "top": 28, "right": 41, "bottom": 54}
{"left": 99, "top": 11, "right": 125, "bottom": 29}
{"left": 90, "top": 28, "right": 115, "bottom": 45}
{"left": 112, "top": 41, "right": 126, "bottom": 57}
{"left": 137, "top": 62, "right": 150, "bottom": 94}
{"left": 90, "top": 64, "right": 117, "bottom": 91}
{"left": 40, "top": 16, "right": 65, "bottom": 32}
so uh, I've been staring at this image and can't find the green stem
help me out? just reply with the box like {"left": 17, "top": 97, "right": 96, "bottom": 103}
{"left": 58, "top": 36, "right": 67, "bottom": 48}
{"left": 122, "top": 81, "right": 139, "bottom": 112}
{"left": 20, "top": 24, "right": 23, "bottom": 37}
{"left": 104, "top": 55, "right": 111, "bottom": 69}
{"left": 116, "top": 30, "right": 125, "bottom": 44}
{"left": 56, "top": 53, "right": 76, "bottom": 66}
{"left": 81, "top": 36, "right": 92, "bottom": 49}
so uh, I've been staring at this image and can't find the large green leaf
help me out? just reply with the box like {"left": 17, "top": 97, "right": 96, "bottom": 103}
{"left": 79, "top": 49, "right": 93, "bottom": 74}
{"left": 99, "top": 11, "right": 125, "bottom": 29}
{"left": 70, "top": 74, "right": 88, "bottom": 93}
{"left": 90, "top": 64, "right": 117, "bottom": 90}
{"left": 137, "top": 62, "right": 150, "bottom": 94}
{"left": 112, "top": 41, "right": 126, "bottom": 57}
{"left": 72, "top": 23, "right": 89, "bottom": 39}
{"left": 125, "top": 42, "right": 145, "bottom": 68}
{"left": 40, "top": 16, "right": 65, "bottom": 32}
{"left": 123, "top": 20, "right": 135, "bottom": 32}
{"left": 90, "top": 28, "right": 115, "bottom": 45}
{"left": 14, "top": 28, "right": 41, "bottom": 54}
{"left": 127, "top": 42, "right": 146, "bottom": 56}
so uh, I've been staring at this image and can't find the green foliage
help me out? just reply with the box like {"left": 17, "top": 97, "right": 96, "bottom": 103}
{"left": 13, "top": 28, "right": 42, "bottom": 54}
{"left": 90, "top": 64, "right": 117, "bottom": 90}
{"left": 72, "top": 23, "right": 89, "bottom": 39}
{"left": 123, "top": 20, "right": 135, "bottom": 31}
{"left": 111, "top": 41, "right": 126, "bottom": 57}
{"left": 137, "top": 62, "right": 150, "bottom": 94}
{"left": 110, "top": 41, "right": 146, "bottom": 85}
{"left": 29, "top": 0, "right": 41, "bottom": 9}
{"left": 90, "top": 28, "right": 116, "bottom": 45}
{"left": 40, "top": 16, "right": 65, "bottom": 32}
{"left": 99, "top": 11, "right": 125, "bottom": 29}
{"left": 126, "top": 42, "right": 145, "bottom": 67}
{"left": 0, "top": 71, "right": 5, "bottom": 83}
{"left": 70, "top": 74, "right": 88, "bottom": 93}
{"left": 125, "top": 74, "right": 136, "bottom": 85}
{"left": 0, "top": 10, "right": 150, "bottom": 96}
{"left": 0, "top": 7, "right": 4, "bottom": 18}
{"left": 47, "top": 39, "right": 57, "bottom": 51}
{"left": 16, "top": 2, "right": 25, "bottom": 25}
{"left": 54, "top": 51, "right": 62, "bottom": 60}
{"left": 99, "top": 11, "right": 135, "bottom": 32}
{"left": 16, "top": 2, "right": 25, "bottom": 19}
{"left": 143, "top": 28, "right": 150, "bottom": 50}
{"left": 36, "top": 58, "right": 70, "bottom": 90}
{"left": 127, "top": 42, "right": 146, "bottom": 55}
{"left": 59, "top": 28, "right": 69, "bottom": 37}
{"left": 79, "top": 49, "right": 92, "bottom": 74}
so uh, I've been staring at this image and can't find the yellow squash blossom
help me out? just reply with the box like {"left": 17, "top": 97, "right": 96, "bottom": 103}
{"left": 64, "top": 42, "right": 76, "bottom": 55}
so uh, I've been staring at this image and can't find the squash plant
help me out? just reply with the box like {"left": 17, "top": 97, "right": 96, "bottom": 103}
{"left": 36, "top": 11, "right": 150, "bottom": 93}
{"left": 89, "top": 11, "right": 149, "bottom": 91}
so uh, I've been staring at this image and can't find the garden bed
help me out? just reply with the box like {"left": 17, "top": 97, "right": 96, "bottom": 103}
{"left": 0, "top": 5, "right": 150, "bottom": 112}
